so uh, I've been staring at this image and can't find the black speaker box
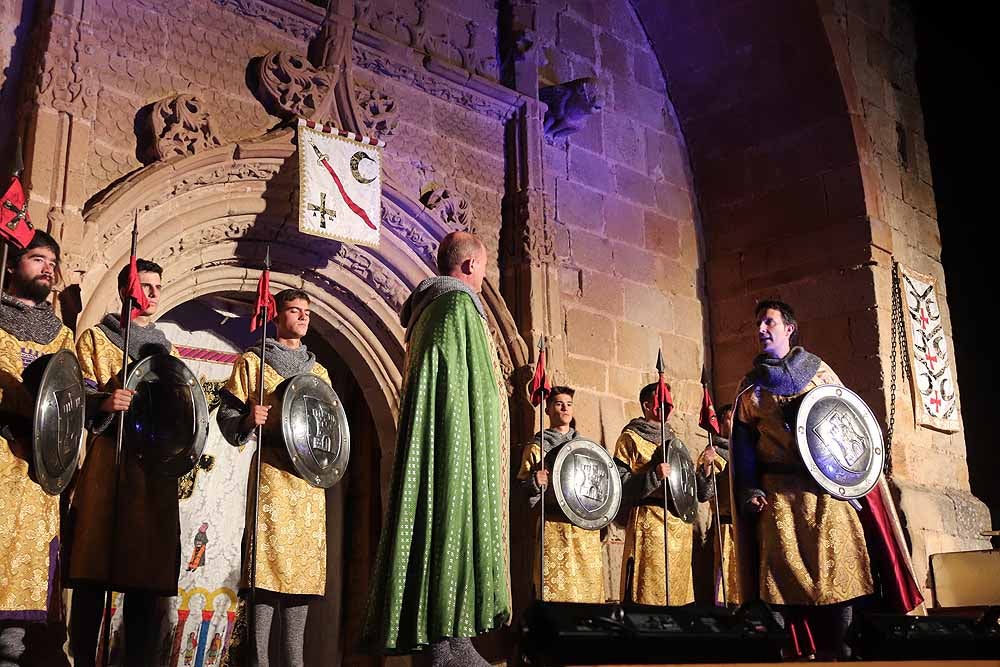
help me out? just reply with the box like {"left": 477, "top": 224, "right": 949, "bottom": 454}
{"left": 520, "top": 600, "right": 786, "bottom": 665}
{"left": 847, "top": 609, "right": 1000, "bottom": 660}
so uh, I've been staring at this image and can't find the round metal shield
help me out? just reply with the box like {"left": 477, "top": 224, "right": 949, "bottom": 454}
{"left": 795, "top": 384, "right": 885, "bottom": 500}
{"left": 279, "top": 374, "right": 350, "bottom": 488}
{"left": 124, "top": 354, "right": 210, "bottom": 478}
{"left": 550, "top": 438, "right": 622, "bottom": 530}
{"left": 666, "top": 438, "right": 698, "bottom": 524}
{"left": 30, "top": 350, "right": 85, "bottom": 495}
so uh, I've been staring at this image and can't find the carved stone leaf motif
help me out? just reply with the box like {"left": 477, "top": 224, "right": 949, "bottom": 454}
{"left": 420, "top": 185, "right": 470, "bottom": 231}
{"left": 256, "top": 51, "right": 335, "bottom": 121}
{"left": 356, "top": 87, "right": 399, "bottom": 139}
{"left": 146, "top": 94, "right": 223, "bottom": 161}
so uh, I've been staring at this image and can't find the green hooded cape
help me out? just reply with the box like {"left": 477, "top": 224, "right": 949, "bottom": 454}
{"left": 362, "top": 288, "right": 509, "bottom": 652}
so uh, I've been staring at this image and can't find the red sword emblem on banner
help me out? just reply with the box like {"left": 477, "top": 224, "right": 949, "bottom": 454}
{"left": 311, "top": 144, "right": 377, "bottom": 230}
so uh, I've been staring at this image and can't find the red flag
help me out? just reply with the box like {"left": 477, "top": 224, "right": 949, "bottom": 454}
{"left": 119, "top": 253, "right": 151, "bottom": 327}
{"left": 251, "top": 268, "right": 277, "bottom": 332}
{"left": 699, "top": 384, "right": 720, "bottom": 435}
{"left": 652, "top": 373, "right": 673, "bottom": 421}
{"left": 529, "top": 347, "right": 552, "bottom": 406}
{"left": 1, "top": 176, "right": 35, "bottom": 249}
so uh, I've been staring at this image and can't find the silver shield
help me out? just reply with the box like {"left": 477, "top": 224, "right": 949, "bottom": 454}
{"left": 795, "top": 384, "right": 885, "bottom": 500}
{"left": 550, "top": 438, "right": 622, "bottom": 530}
{"left": 30, "top": 350, "right": 86, "bottom": 495}
{"left": 666, "top": 438, "right": 698, "bottom": 524}
{"left": 279, "top": 374, "right": 350, "bottom": 489}
{"left": 124, "top": 354, "right": 210, "bottom": 478}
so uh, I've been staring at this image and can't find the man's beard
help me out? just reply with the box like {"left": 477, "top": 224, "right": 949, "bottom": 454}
{"left": 19, "top": 277, "right": 53, "bottom": 302}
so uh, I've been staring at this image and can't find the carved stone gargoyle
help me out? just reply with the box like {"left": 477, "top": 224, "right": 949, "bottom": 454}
{"left": 539, "top": 77, "right": 604, "bottom": 138}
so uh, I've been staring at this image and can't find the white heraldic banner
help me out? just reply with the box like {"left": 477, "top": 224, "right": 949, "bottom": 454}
{"left": 297, "top": 118, "right": 384, "bottom": 248}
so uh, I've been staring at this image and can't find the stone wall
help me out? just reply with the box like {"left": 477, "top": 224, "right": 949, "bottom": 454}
{"left": 0, "top": 0, "right": 32, "bottom": 162}
{"left": 537, "top": 0, "right": 705, "bottom": 450}
{"left": 819, "top": 0, "right": 990, "bottom": 599}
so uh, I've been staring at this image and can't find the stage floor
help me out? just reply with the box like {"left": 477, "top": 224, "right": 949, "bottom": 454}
{"left": 569, "top": 662, "right": 1000, "bottom": 667}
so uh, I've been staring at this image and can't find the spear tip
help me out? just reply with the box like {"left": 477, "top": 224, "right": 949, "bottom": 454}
{"left": 656, "top": 348, "right": 665, "bottom": 374}
{"left": 537, "top": 336, "right": 545, "bottom": 351}
{"left": 264, "top": 244, "right": 271, "bottom": 269}
{"left": 12, "top": 135, "right": 24, "bottom": 178}
{"left": 701, "top": 365, "right": 710, "bottom": 386}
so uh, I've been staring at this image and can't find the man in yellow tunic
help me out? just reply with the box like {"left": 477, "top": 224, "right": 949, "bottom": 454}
{"left": 0, "top": 231, "right": 75, "bottom": 664}
{"left": 66, "top": 258, "right": 181, "bottom": 667}
{"left": 518, "top": 385, "right": 605, "bottom": 602}
{"left": 217, "top": 288, "right": 330, "bottom": 667}
{"left": 710, "top": 403, "right": 741, "bottom": 606}
{"left": 614, "top": 382, "right": 717, "bottom": 606}
{"left": 732, "top": 300, "right": 873, "bottom": 659}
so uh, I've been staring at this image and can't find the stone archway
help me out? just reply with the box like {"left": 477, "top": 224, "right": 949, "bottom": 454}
{"left": 78, "top": 127, "right": 530, "bottom": 458}
{"left": 77, "top": 127, "right": 531, "bottom": 664}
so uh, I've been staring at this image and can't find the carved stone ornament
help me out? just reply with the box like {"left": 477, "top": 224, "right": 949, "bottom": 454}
{"left": 211, "top": 0, "right": 318, "bottom": 41}
{"left": 356, "top": 86, "right": 399, "bottom": 139}
{"left": 354, "top": 0, "right": 494, "bottom": 76}
{"left": 256, "top": 51, "right": 335, "bottom": 121}
{"left": 539, "top": 77, "right": 604, "bottom": 138}
{"left": 145, "top": 94, "right": 223, "bottom": 161}
{"left": 419, "top": 184, "right": 470, "bottom": 230}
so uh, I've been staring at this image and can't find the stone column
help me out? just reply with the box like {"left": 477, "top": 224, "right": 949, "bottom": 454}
{"left": 19, "top": 0, "right": 100, "bottom": 326}
{"left": 818, "top": 0, "right": 990, "bottom": 602}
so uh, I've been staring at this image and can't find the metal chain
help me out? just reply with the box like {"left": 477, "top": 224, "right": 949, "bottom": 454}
{"left": 886, "top": 261, "right": 912, "bottom": 473}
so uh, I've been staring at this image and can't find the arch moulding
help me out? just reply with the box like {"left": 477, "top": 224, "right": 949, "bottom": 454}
{"left": 78, "top": 129, "right": 530, "bottom": 476}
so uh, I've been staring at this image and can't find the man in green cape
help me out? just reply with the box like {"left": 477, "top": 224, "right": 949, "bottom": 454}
{"left": 363, "top": 231, "right": 510, "bottom": 666}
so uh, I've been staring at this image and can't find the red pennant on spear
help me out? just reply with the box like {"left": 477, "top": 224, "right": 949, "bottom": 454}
{"left": 699, "top": 381, "right": 720, "bottom": 436}
{"left": 529, "top": 342, "right": 552, "bottom": 407}
{"left": 652, "top": 351, "right": 673, "bottom": 422}
{"left": 119, "top": 223, "right": 151, "bottom": 327}
{"left": 250, "top": 247, "right": 277, "bottom": 332}
{"left": 1, "top": 138, "right": 35, "bottom": 311}
{"left": 1, "top": 175, "right": 35, "bottom": 249}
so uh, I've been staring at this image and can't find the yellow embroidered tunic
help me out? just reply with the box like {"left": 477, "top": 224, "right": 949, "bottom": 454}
{"left": 224, "top": 352, "right": 330, "bottom": 596}
{"left": 517, "top": 440, "right": 605, "bottom": 603}
{"left": 0, "top": 323, "right": 75, "bottom": 619}
{"left": 736, "top": 361, "right": 874, "bottom": 606}
{"left": 712, "top": 447, "right": 742, "bottom": 606}
{"left": 67, "top": 326, "right": 182, "bottom": 594}
{"left": 614, "top": 428, "right": 695, "bottom": 606}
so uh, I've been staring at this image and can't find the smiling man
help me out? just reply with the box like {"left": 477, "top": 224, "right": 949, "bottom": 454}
{"left": 66, "top": 258, "right": 179, "bottom": 667}
{"left": 731, "top": 300, "right": 872, "bottom": 659}
{"left": 0, "top": 231, "right": 75, "bottom": 665}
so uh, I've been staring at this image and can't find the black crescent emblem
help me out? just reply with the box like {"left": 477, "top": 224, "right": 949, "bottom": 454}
{"left": 350, "top": 151, "right": 377, "bottom": 184}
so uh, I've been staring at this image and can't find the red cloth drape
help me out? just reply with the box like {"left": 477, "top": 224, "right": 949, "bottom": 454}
{"left": 860, "top": 482, "right": 925, "bottom": 613}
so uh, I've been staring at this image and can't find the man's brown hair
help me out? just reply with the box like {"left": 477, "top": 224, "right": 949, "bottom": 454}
{"left": 275, "top": 288, "right": 310, "bottom": 310}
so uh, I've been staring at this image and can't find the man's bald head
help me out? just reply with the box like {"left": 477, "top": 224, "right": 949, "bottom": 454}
{"left": 437, "top": 231, "right": 488, "bottom": 293}
{"left": 437, "top": 231, "right": 484, "bottom": 275}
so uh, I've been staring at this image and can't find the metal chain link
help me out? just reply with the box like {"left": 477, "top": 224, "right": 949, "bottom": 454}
{"left": 887, "top": 261, "right": 912, "bottom": 473}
